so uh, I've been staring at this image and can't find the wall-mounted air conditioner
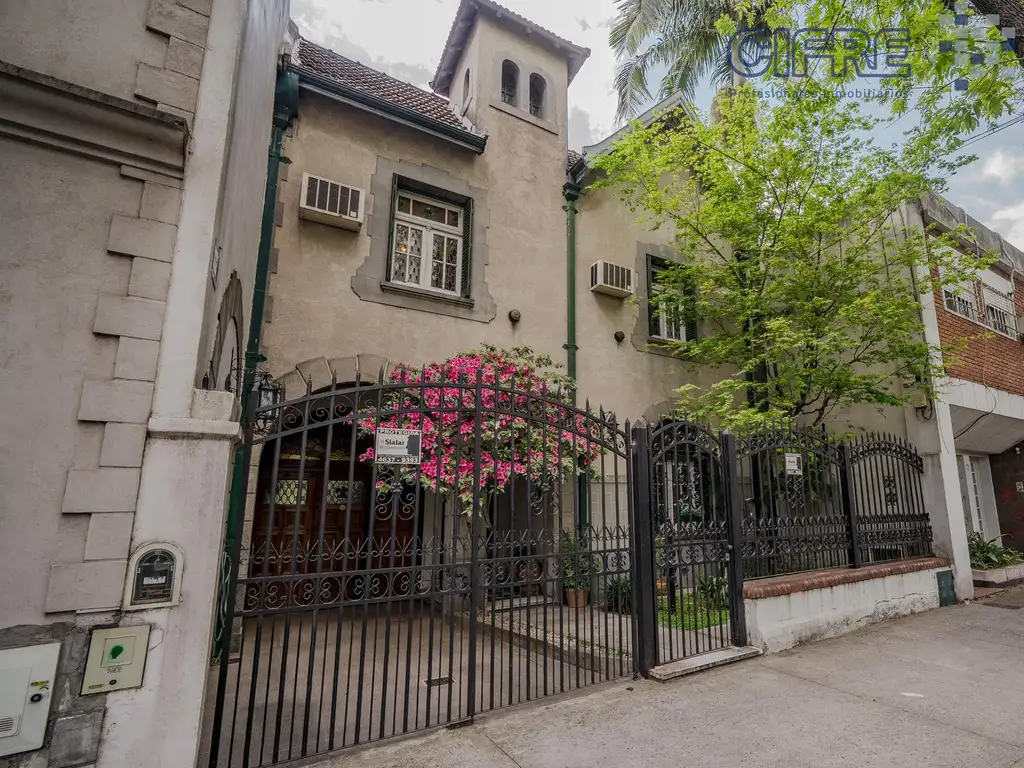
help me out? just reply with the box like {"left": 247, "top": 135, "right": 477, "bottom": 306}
{"left": 590, "top": 260, "right": 634, "bottom": 298}
{"left": 299, "top": 173, "right": 365, "bottom": 230}
{"left": 1016, "top": 314, "right": 1024, "bottom": 341}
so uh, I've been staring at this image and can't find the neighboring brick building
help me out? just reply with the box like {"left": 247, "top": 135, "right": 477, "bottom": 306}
{"left": 933, "top": 261, "right": 1024, "bottom": 398}
{"left": 920, "top": 193, "right": 1024, "bottom": 552}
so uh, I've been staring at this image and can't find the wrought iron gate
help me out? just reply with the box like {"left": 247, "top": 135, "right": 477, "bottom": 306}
{"left": 206, "top": 370, "right": 639, "bottom": 767}
{"left": 631, "top": 420, "right": 747, "bottom": 671}
{"left": 206, "top": 371, "right": 929, "bottom": 766}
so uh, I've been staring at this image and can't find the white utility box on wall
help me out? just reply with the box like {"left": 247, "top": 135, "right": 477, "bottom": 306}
{"left": 81, "top": 625, "right": 151, "bottom": 695}
{"left": 0, "top": 642, "right": 61, "bottom": 757}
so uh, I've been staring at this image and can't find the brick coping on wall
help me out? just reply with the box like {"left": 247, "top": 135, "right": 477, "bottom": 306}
{"left": 742, "top": 557, "right": 950, "bottom": 599}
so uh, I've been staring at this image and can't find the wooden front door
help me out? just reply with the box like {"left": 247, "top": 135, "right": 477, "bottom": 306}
{"left": 248, "top": 437, "right": 418, "bottom": 607}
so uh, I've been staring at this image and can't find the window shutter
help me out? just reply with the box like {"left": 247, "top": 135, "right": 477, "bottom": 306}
{"left": 685, "top": 315, "right": 698, "bottom": 342}
{"left": 460, "top": 198, "right": 473, "bottom": 298}
{"left": 684, "top": 273, "right": 698, "bottom": 342}
{"left": 384, "top": 174, "right": 400, "bottom": 280}
{"left": 646, "top": 255, "right": 660, "bottom": 337}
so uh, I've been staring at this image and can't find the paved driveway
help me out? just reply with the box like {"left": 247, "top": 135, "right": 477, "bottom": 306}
{"left": 316, "top": 587, "right": 1024, "bottom": 768}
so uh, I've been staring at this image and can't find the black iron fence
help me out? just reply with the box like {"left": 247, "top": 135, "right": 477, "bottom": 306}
{"left": 735, "top": 423, "right": 932, "bottom": 579}
{"left": 206, "top": 369, "right": 638, "bottom": 767}
{"left": 206, "top": 372, "right": 933, "bottom": 766}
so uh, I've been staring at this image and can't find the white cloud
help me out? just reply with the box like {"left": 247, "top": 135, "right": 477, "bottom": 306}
{"left": 980, "top": 148, "right": 1024, "bottom": 184}
{"left": 990, "top": 201, "right": 1024, "bottom": 251}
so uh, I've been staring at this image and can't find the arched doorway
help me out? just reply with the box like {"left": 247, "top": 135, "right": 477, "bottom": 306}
{"left": 247, "top": 385, "right": 421, "bottom": 608}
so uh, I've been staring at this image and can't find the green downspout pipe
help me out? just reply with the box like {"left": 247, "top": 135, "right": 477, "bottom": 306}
{"left": 563, "top": 181, "right": 589, "bottom": 532}
{"left": 213, "top": 69, "right": 298, "bottom": 666}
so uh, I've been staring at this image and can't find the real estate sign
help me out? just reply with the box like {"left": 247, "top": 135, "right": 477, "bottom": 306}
{"left": 375, "top": 428, "right": 422, "bottom": 465}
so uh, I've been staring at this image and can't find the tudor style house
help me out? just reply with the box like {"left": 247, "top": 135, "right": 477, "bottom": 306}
{"left": 263, "top": 6, "right": 716, "bottom": 429}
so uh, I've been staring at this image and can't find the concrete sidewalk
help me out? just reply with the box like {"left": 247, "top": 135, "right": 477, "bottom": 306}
{"left": 320, "top": 588, "right": 1024, "bottom": 768}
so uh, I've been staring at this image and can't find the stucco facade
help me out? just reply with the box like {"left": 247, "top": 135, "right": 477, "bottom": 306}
{"left": 260, "top": 6, "right": 1024, "bottom": 612}
{"left": 266, "top": 18, "right": 692, "bottom": 429}
{"left": 0, "top": 1, "right": 289, "bottom": 766}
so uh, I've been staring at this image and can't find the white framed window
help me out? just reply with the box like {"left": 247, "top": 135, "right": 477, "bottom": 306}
{"left": 648, "top": 260, "right": 693, "bottom": 342}
{"left": 960, "top": 454, "right": 992, "bottom": 538}
{"left": 942, "top": 282, "right": 980, "bottom": 323}
{"left": 390, "top": 192, "right": 464, "bottom": 296}
{"left": 653, "top": 301, "right": 685, "bottom": 341}
{"left": 940, "top": 259, "right": 1018, "bottom": 337}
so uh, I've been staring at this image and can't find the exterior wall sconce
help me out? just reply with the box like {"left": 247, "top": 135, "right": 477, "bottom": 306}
{"left": 508, "top": 309, "right": 522, "bottom": 324}
{"left": 614, "top": 330, "right": 625, "bottom": 343}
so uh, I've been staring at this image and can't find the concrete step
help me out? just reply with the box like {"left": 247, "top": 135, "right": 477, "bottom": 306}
{"left": 649, "top": 646, "right": 762, "bottom": 681}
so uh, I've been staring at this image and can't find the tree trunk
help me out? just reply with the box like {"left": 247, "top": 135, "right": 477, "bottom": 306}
{"left": 730, "top": 32, "right": 747, "bottom": 89}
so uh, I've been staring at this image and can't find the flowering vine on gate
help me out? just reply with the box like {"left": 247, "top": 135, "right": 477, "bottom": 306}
{"left": 356, "top": 345, "right": 606, "bottom": 517}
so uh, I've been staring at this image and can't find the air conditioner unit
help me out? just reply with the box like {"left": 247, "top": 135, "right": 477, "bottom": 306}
{"left": 1017, "top": 314, "right": 1024, "bottom": 341}
{"left": 298, "top": 173, "right": 365, "bottom": 230}
{"left": 590, "top": 260, "right": 634, "bottom": 298}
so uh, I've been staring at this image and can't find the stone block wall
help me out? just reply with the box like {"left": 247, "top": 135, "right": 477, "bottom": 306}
{"left": 135, "top": 0, "right": 214, "bottom": 122}
{"left": 48, "top": 166, "right": 186, "bottom": 616}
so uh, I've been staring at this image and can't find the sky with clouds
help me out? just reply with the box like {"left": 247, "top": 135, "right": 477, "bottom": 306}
{"left": 296, "top": 0, "right": 1024, "bottom": 249}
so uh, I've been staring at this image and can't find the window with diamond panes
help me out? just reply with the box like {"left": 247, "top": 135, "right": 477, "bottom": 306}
{"left": 264, "top": 479, "right": 308, "bottom": 506}
{"left": 325, "top": 480, "right": 365, "bottom": 508}
{"left": 390, "top": 192, "right": 464, "bottom": 295}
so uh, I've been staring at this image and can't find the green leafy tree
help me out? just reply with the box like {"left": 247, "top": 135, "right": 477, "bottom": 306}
{"left": 610, "top": 0, "right": 778, "bottom": 118}
{"left": 610, "top": 0, "right": 1022, "bottom": 133}
{"left": 591, "top": 80, "right": 993, "bottom": 429}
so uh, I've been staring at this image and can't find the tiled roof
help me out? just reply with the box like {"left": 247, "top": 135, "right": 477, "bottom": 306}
{"left": 432, "top": 0, "right": 590, "bottom": 95}
{"left": 294, "top": 37, "right": 584, "bottom": 175}
{"left": 296, "top": 38, "right": 470, "bottom": 132}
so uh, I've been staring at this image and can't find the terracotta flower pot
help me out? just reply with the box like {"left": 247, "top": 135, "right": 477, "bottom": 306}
{"left": 565, "top": 587, "right": 589, "bottom": 608}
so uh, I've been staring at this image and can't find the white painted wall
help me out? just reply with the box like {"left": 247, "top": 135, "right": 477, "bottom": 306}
{"left": 745, "top": 568, "right": 945, "bottom": 653}
{"left": 904, "top": 214, "right": 974, "bottom": 600}
{"left": 150, "top": 0, "right": 245, "bottom": 420}
{"left": 97, "top": 393, "right": 238, "bottom": 768}
{"left": 945, "top": 378, "right": 1024, "bottom": 454}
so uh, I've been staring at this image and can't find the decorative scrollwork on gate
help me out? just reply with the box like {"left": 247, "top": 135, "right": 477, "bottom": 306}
{"left": 848, "top": 437, "right": 923, "bottom": 472}
{"left": 883, "top": 475, "right": 898, "bottom": 507}
{"left": 735, "top": 423, "right": 842, "bottom": 465}
{"left": 649, "top": 419, "right": 721, "bottom": 461}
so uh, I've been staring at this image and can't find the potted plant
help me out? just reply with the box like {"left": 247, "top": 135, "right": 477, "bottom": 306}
{"left": 561, "top": 532, "right": 599, "bottom": 608}
{"left": 968, "top": 533, "right": 1024, "bottom": 587}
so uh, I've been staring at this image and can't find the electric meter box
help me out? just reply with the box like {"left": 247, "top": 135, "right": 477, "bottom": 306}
{"left": 0, "top": 642, "right": 61, "bottom": 757}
